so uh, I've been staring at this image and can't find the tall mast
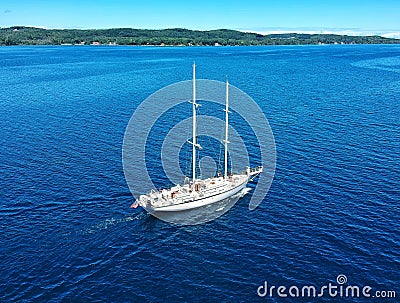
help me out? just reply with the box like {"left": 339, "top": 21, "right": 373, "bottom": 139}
{"left": 192, "top": 62, "right": 197, "bottom": 183}
{"left": 224, "top": 77, "right": 230, "bottom": 179}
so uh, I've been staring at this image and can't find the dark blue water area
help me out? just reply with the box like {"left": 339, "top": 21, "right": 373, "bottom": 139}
{"left": 0, "top": 45, "right": 399, "bottom": 302}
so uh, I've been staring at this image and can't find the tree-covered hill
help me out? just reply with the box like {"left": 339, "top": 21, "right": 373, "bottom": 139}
{"left": 0, "top": 26, "right": 398, "bottom": 46}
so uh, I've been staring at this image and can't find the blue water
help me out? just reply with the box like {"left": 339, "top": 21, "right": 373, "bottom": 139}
{"left": 1, "top": 45, "right": 399, "bottom": 302}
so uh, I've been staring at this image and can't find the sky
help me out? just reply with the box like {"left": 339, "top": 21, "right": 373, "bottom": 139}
{"left": 1, "top": 0, "right": 399, "bottom": 38}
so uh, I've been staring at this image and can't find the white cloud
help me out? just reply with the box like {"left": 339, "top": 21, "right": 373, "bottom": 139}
{"left": 381, "top": 32, "right": 400, "bottom": 39}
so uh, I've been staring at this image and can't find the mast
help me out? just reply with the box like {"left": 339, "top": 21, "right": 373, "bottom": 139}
{"left": 187, "top": 63, "right": 201, "bottom": 184}
{"left": 224, "top": 77, "right": 230, "bottom": 179}
{"left": 192, "top": 63, "right": 197, "bottom": 183}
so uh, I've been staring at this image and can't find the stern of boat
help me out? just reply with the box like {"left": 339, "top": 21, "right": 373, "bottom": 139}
{"left": 246, "top": 165, "right": 263, "bottom": 179}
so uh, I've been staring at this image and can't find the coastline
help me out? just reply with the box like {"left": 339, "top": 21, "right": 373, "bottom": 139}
{"left": 1, "top": 26, "right": 399, "bottom": 46}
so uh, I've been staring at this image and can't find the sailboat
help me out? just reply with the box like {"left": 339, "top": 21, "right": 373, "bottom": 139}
{"left": 133, "top": 63, "right": 263, "bottom": 212}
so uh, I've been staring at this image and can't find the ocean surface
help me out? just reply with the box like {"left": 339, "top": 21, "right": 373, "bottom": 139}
{"left": 1, "top": 45, "right": 399, "bottom": 302}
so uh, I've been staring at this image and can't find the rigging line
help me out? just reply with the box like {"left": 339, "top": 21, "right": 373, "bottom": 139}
{"left": 217, "top": 145, "right": 223, "bottom": 173}
{"left": 219, "top": 125, "right": 225, "bottom": 171}
{"left": 184, "top": 141, "right": 191, "bottom": 177}
{"left": 197, "top": 104, "right": 221, "bottom": 164}
{"left": 197, "top": 148, "right": 202, "bottom": 178}
{"left": 184, "top": 104, "right": 194, "bottom": 179}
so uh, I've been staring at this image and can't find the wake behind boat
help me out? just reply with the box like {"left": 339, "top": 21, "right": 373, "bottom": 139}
{"left": 132, "top": 64, "right": 262, "bottom": 212}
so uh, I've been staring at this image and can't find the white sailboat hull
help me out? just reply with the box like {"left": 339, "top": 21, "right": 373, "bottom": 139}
{"left": 150, "top": 179, "right": 248, "bottom": 212}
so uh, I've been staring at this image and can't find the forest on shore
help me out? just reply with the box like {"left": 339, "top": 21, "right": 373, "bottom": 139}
{"left": 1, "top": 26, "right": 399, "bottom": 46}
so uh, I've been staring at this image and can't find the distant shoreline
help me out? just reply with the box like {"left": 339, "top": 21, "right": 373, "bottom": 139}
{"left": 1, "top": 26, "right": 399, "bottom": 46}
{"left": 2, "top": 43, "right": 399, "bottom": 48}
